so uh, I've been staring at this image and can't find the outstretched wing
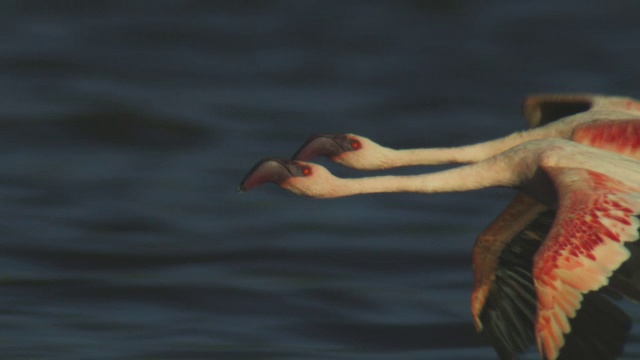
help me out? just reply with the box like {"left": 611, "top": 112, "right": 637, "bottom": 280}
{"left": 522, "top": 94, "right": 640, "bottom": 128}
{"left": 533, "top": 167, "right": 640, "bottom": 360}
{"left": 522, "top": 94, "right": 594, "bottom": 128}
{"left": 473, "top": 198, "right": 637, "bottom": 359}
{"left": 476, "top": 99, "right": 640, "bottom": 359}
{"left": 473, "top": 206, "right": 552, "bottom": 358}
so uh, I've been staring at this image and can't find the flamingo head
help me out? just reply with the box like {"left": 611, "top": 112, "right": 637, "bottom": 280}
{"left": 238, "top": 158, "right": 340, "bottom": 198}
{"left": 292, "top": 133, "right": 390, "bottom": 170}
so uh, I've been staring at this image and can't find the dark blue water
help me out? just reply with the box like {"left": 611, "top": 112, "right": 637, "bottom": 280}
{"left": 2, "top": 1, "right": 640, "bottom": 359}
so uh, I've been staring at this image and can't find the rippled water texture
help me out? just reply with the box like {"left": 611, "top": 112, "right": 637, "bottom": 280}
{"left": 2, "top": 1, "right": 640, "bottom": 359}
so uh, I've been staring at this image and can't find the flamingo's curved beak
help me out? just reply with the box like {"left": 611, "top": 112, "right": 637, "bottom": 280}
{"left": 292, "top": 134, "right": 353, "bottom": 161}
{"left": 238, "top": 158, "right": 303, "bottom": 192}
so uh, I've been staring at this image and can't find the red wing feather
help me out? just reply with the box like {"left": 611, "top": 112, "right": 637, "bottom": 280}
{"left": 572, "top": 119, "right": 640, "bottom": 160}
{"left": 533, "top": 168, "right": 640, "bottom": 360}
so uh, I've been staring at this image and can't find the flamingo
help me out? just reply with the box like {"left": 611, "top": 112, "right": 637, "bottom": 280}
{"left": 291, "top": 94, "right": 640, "bottom": 169}
{"left": 242, "top": 93, "right": 640, "bottom": 357}
{"left": 289, "top": 94, "right": 640, "bottom": 358}
{"left": 239, "top": 137, "right": 640, "bottom": 359}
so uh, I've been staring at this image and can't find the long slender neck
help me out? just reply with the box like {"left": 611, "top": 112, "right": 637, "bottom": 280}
{"left": 388, "top": 145, "right": 497, "bottom": 166}
{"left": 327, "top": 155, "right": 529, "bottom": 198}
{"left": 383, "top": 123, "right": 570, "bottom": 167}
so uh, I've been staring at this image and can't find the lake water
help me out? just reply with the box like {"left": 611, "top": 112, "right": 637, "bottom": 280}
{"left": 1, "top": 1, "right": 640, "bottom": 359}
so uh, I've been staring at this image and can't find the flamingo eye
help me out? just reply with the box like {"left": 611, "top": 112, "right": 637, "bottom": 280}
{"left": 350, "top": 139, "right": 361, "bottom": 150}
{"left": 302, "top": 166, "right": 312, "bottom": 176}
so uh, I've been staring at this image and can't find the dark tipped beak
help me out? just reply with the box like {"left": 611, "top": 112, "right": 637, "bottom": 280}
{"left": 238, "top": 158, "right": 298, "bottom": 192}
{"left": 292, "top": 134, "right": 351, "bottom": 161}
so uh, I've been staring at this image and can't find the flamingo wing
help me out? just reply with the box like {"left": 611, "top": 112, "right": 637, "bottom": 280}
{"left": 533, "top": 167, "right": 640, "bottom": 359}
{"left": 571, "top": 119, "right": 640, "bottom": 160}
{"left": 473, "top": 199, "right": 637, "bottom": 359}
{"left": 474, "top": 105, "right": 640, "bottom": 359}
{"left": 522, "top": 94, "right": 640, "bottom": 128}
{"left": 522, "top": 94, "right": 594, "bottom": 128}
{"left": 471, "top": 194, "right": 548, "bottom": 353}
{"left": 474, "top": 208, "right": 551, "bottom": 358}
